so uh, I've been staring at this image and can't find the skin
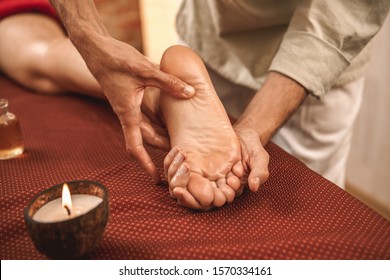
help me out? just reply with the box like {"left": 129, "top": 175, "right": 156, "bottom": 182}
{"left": 0, "top": 14, "right": 246, "bottom": 210}
{"left": 163, "top": 67, "right": 308, "bottom": 210}
{"left": 0, "top": 13, "right": 170, "bottom": 154}
{"left": 0, "top": 9, "right": 308, "bottom": 210}
{"left": 68, "top": 0, "right": 306, "bottom": 209}
{"left": 233, "top": 71, "right": 307, "bottom": 192}
{"left": 159, "top": 46, "right": 245, "bottom": 210}
{"left": 0, "top": 14, "right": 101, "bottom": 97}
{"left": 49, "top": 0, "right": 195, "bottom": 183}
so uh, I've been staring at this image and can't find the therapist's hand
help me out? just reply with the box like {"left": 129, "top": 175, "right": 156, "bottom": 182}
{"left": 49, "top": 0, "right": 195, "bottom": 183}
{"left": 233, "top": 124, "right": 270, "bottom": 192}
{"left": 230, "top": 71, "right": 307, "bottom": 191}
{"left": 141, "top": 87, "right": 170, "bottom": 153}
{"left": 84, "top": 37, "right": 194, "bottom": 183}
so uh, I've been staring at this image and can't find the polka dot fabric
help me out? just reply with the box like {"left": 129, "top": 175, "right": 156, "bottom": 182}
{"left": 1, "top": 75, "right": 389, "bottom": 259}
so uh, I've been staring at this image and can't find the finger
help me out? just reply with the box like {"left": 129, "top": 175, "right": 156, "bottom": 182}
{"left": 141, "top": 111, "right": 168, "bottom": 137}
{"left": 247, "top": 147, "right": 270, "bottom": 192}
{"left": 142, "top": 89, "right": 169, "bottom": 138}
{"left": 173, "top": 188, "right": 213, "bottom": 211}
{"left": 147, "top": 69, "right": 195, "bottom": 99}
{"left": 127, "top": 138, "right": 160, "bottom": 183}
{"left": 141, "top": 102, "right": 166, "bottom": 131}
{"left": 152, "top": 123, "right": 169, "bottom": 137}
{"left": 110, "top": 87, "right": 160, "bottom": 182}
{"left": 167, "top": 152, "right": 185, "bottom": 182}
{"left": 163, "top": 146, "right": 181, "bottom": 178}
{"left": 140, "top": 120, "right": 170, "bottom": 151}
{"left": 169, "top": 163, "right": 190, "bottom": 197}
{"left": 216, "top": 178, "right": 235, "bottom": 203}
{"left": 122, "top": 116, "right": 161, "bottom": 183}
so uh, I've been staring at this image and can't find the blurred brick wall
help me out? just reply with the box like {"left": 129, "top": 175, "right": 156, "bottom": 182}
{"left": 94, "top": 0, "right": 143, "bottom": 52}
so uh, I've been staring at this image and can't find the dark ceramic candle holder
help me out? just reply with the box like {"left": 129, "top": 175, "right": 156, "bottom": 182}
{"left": 24, "top": 180, "right": 109, "bottom": 259}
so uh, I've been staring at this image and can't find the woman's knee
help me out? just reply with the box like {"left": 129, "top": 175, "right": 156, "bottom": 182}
{"left": 0, "top": 14, "right": 66, "bottom": 94}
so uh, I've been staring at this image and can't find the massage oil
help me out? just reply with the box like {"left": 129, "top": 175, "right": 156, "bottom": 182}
{"left": 0, "top": 99, "right": 24, "bottom": 159}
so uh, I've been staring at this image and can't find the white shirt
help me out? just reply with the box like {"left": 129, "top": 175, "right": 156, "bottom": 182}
{"left": 176, "top": 0, "right": 390, "bottom": 98}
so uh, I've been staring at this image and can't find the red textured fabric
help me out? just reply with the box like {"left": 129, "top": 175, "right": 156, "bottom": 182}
{"left": 0, "top": 74, "right": 389, "bottom": 260}
{"left": 0, "top": 0, "right": 57, "bottom": 21}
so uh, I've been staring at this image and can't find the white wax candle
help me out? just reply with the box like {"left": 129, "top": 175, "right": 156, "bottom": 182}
{"left": 33, "top": 194, "right": 103, "bottom": 223}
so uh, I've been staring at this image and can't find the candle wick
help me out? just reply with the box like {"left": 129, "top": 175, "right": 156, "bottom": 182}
{"left": 64, "top": 205, "right": 71, "bottom": 216}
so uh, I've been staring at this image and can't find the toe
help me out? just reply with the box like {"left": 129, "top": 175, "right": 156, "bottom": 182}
{"left": 187, "top": 173, "right": 214, "bottom": 207}
{"left": 226, "top": 172, "right": 241, "bottom": 193}
{"left": 232, "top": 161, "right": 244, "bottom": 178}
{"left": 216, "top": 178, "right": 235, "bottom": 203}
{"left": 211, "top": 182, "right": 227, "bottom": 207}
{"left": 173, "top": 188, "right": 213, "bottom": 211}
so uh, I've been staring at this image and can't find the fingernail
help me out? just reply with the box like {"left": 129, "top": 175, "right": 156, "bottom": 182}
{"left": 183, "top": 84, "right": 195, "bottom": 96}
{"left": 173, "top": 153, "right": 184, "bottom": 165}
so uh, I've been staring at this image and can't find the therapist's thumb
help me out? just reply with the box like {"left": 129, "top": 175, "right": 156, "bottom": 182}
{"left": 151, "top": 70, "right": 195, "bottom": 99}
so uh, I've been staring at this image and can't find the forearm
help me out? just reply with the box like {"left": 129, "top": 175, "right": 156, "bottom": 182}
{"left": 50, "top": 0, "right": 108, "bottom": 36}
{"left": 235, "top": 71, "right": 307, "bottom": 145}
{"left": 49, "top": 1, "right": 110, "bottom": 62}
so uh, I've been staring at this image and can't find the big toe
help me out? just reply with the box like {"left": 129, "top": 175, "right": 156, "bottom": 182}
{"left": 187, "top": 173, "right": 214, "bottom": 207}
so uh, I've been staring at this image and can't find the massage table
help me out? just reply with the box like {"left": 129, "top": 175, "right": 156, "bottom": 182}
{"left": 1, "top": 74, "right": 389, "bottom": 259}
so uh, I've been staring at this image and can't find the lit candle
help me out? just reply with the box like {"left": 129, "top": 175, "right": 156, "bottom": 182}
{"left": 25, "top": 180, "right": 109, "bottom": 259}
{"left": 33, "top": 183, "right": 103, "bottom": 223}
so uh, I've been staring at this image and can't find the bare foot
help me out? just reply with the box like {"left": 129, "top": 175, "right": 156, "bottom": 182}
{"left": 159, "top": 45, "right": 244, "bottom": 210}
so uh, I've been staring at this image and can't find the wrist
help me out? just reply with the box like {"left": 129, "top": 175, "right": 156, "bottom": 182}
{"left": 237, "top": 71, "right": 307, "bottom": 145}
{"left": 234, "top": 116, "right": 271, "bottom": 145}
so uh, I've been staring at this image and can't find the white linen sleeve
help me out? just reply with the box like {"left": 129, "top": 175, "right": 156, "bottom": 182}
{"left": 269, "top": 0, "right": 390, "bottom": 98}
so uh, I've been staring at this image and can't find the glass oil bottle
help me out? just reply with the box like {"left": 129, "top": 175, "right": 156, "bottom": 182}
{"left": 0, "top": 99, "right": 24, "bottom": 159}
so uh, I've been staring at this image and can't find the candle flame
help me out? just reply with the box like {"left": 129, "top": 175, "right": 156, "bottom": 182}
{"left": 62, "top": 183, "right": 72, "bottom": 214}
